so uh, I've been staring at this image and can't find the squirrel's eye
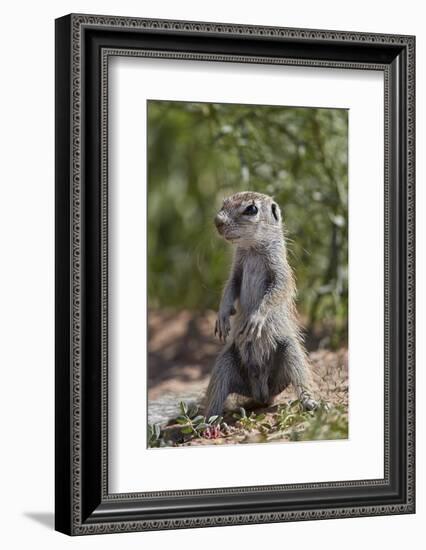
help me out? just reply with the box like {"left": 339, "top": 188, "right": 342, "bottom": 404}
{"left": 243, "top": 204, "right": 258, "bottom": 216}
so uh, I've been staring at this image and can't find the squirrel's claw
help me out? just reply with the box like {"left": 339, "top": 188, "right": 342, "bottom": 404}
{"left": 215, "top": 317, "right": 227, "bottom": 343}
{"left": 239, "top": 313, "right": 264, "bottom": 341}
{"left": 215, "top": 311, "right": 232, "bottom": 343}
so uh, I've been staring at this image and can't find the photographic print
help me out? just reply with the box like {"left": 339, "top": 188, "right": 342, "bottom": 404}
{"left": 147, "top": 100, "right": 349, "bottom": 448}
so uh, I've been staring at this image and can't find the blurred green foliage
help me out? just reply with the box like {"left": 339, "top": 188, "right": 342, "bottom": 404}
{"left": 147, "top": 101, "right": 348, "bottom": 347}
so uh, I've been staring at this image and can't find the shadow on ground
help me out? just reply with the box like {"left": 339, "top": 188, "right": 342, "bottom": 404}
{"left": 24, "top": 512, "right": 54, "bottom": 530}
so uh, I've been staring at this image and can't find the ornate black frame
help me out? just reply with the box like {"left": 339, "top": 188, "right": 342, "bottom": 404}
{"left": 55, "top": 13, "right": 415, "bottom": 535}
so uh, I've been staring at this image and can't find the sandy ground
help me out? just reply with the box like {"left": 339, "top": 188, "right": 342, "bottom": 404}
{"left": 148, "top": 310, "right": 348, "bottom": 426}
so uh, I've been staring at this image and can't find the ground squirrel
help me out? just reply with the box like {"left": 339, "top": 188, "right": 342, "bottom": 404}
{"left": 204, "top": 191, "right": 317, "bottom": 417}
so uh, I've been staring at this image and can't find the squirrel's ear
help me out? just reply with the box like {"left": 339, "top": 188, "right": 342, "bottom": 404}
{"left": 271, "top": 202, "right": 281, "bottom": 222}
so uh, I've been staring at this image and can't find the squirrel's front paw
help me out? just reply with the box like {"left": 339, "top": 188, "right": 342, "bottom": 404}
{"left": 239, "top": 311, "right": 266, "bottom": 340}
{"left": 301, "top": 396, "right": 318, "bottom": 411}
{"left": 214, "top": 307, "right": 235, "bottom": 342}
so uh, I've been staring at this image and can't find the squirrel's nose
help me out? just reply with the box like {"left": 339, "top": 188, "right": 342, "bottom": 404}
{"left": 214, "top": 213, "right": 226, "bottom": 229}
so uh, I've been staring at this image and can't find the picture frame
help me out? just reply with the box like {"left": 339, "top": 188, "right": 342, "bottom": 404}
{"left": 55, "top": 13, "right": 415, "bottom": 535}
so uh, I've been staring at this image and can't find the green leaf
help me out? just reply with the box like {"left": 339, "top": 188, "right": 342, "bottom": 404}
{"left": 179, "top": 401, "right": 188, "bottom": 415}
{"left": 181, "top": 426, "right": 193, "bottom": 435}
{"left": 239, "top": 407, "right": 247, "bottom": 418}
{"left": 195, "top": 423, "right": 208, "bottom": 431}
{"left": 192, "top": 415, "right": 205, "bottom": 425}
{"left": 289, "top": 400, "right": 302, "bottom": 413}
{"left": 208, "top": 415, "right": 219, "bottom": 424}
{"left": 187, "top": 403, "right": 198, "bottom": 418}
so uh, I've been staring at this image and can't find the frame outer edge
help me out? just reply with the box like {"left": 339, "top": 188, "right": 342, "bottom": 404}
{"left": 70, "top": 12, "right": 84, "bottom": 536}
{"left": 55, "top": 14, "right": 73, "bottom": 536}
{"left": 60, "top": 13, "right": 415, "bottom": 535}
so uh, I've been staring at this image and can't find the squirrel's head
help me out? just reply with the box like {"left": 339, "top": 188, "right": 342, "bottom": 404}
{"left": 214, "top": 191, "right": 283, "bottom": 248}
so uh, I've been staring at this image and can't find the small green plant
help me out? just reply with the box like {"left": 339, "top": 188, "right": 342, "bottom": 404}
{"left": 288, "top": 402, "right": 348, "bottom": 441}
{"left": 148, "top": 398, "right": 348, "bottom": 448}
{"left": 276, "top": 400, "right": 316, "bottom": 431}
{"left": 147, "top": 423, "right": 163, "bottom": 448}
{"left": 176, "top": 401, "right": 223, "bottom": 439}
{"left": 233, "top": 407, "right": 272, "bottom": 433}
